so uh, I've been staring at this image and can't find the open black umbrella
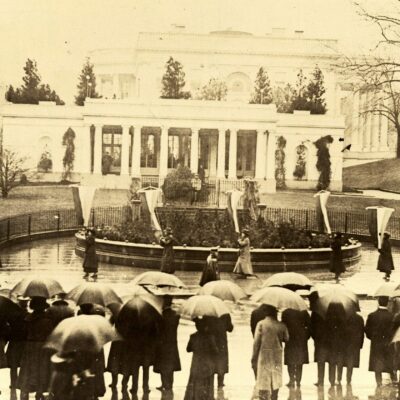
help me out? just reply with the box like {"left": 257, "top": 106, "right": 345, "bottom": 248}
{"left": 0, "top": 295, "right": 24, "bottom": 320}
{"left": 67, "top": 282, "right": 121, "bottom": 306}
{"left": 11, "top": 277, "right": 64, "bottom": 299}
{"left": 262, "top": 272, "right": 313, "bottom": 291}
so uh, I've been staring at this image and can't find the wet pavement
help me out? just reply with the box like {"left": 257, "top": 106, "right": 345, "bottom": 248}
{"left": 0, "top": 237, "right": 400, "bottom": 400}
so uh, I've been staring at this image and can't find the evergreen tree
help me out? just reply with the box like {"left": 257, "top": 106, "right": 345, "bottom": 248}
{"left": 250, "top": 67, "right": 273, "bottom": 104}
{"left": 291, "top": 69, "right": 309, "bottom": 111}
{"left": 161, "top": 57, "right": 191, "bottom": 99}
{"left": 306, "top": 65, "right": 327, "bottom": 114}
{"left": 197, "top": 78, "right": 227, "bottom": 100}
{"left": 5, "top": 85, "right": 15, "bottom": 102}
{"left": 314, "top": 135, "right": 334, "bottom": 190}
{"left": 75, "top": 58, "right": 101, "bottom": 106}
{"left": 273, "top": 84, "right": 296, "bottom": 113}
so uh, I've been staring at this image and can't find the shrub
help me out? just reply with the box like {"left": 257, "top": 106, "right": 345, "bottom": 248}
{"left": 162, "top": 165, "right": 193, "bottom": 201}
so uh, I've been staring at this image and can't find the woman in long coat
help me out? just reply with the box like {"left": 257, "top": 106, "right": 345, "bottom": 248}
{"left": 18, "top": 296, "right": 53, "bottom": 400}
{"left": 154, "top": 296, "right": 181, "bottom": 391}
{"left": 329, "top": 232, "right": 345, "bottom": 282}
{"left": 378, "top": 232, "right": 394, "bottom": 281}
{"left": 204, "top": 314, "right": 234, "bottom": 388}
{"left": 199, "top": 248, "right": 220, "bottom": 287}
{"left": 251, "top": 307, "right": 289, "bottom": 400}
{"left": 83, "top": 229, "right": 98, "bottom": 279}
{"left": 160, "top": 227, "right": 179, "bottom": 274}
{"left": 233, "top": 229, "right": 254, "bottom": 278}
{"left": 184, "top": 318, "right": 219, "bottom": 400}
{"left": 281, "top": 309, "right": 310, "bottom": 387}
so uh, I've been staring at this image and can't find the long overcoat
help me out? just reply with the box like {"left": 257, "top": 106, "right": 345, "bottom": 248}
{"left": 199, "top": 255, "right": 220, "bottom": 286}
{"left": 160, "top": 235, "right": 178, "bottom": 274}
{"left": 233, "top": 237, "right": 253, "bottom": 275}
{"left": 205, "top": 314, "right": 234, "bottom": 375}
{"left": 344, "top": 313, "right": 364, "bottom": 368}
{"left": 252, "top": 316, "right": 289, "bottom": 392}
{"left": 310, "top": 311, "right": 330, "bottom": 363}
{"left": 83, "top": 235, "right": 98, "bottom": 274}
{"left": 6, "top": 309, "right": 28, "bottom": 369}
{"left": 377, "top": 237, "right": 394, "bottom": 274}
{"left": 17, "top": 311, "right": 54, "bottom": 393}
{"left": 329, "top": 237, "right": 345, "bottom": 274}
{"left": 281, "top": 309, "right": 310, "bottom": 366}
{"left": 251, "top": 305, "right": 273, "bottom": 337}
{"left": 154, "top": 307, "right": 181, "bottom": 374}
{"left": 365, "top": 308, "right": 393, "bottom": 373}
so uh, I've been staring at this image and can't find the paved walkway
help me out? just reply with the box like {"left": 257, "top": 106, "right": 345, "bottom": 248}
{"left": 0, "top": 238, "right": 399, "bottom": 400}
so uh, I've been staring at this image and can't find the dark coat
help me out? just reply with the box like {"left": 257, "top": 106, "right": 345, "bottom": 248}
{"left": 83, "top": 236, "right": 98, "bottom": 273}
{"left": 6, "top": 310, "right": 28, "bottom": 369}
{"left": 199, "top": 255, "right": 220, "bottom": 287}
{"left": 310, "top": 311, "right": 330, "bottom": 363}
{"left": 281, "top": 309, "right": 310, "bottom": 365}
{"left": 377, "top": 237, "right": 394, "bottom": 273}
{"left": 205, "top": 314, "right": 233, "bottom": 375}
{"left": 154, "top": 308, "right": 181, "bottom": 374}
{"left": 160, "top": 235, "right": 178, "bottom": 274}
{"left": 329, "top": 237, "right": 345, "bottom": 274}
{"left": 344, "top": 313, "right": 364, "bottom": 368}
{"left": 17, "top": 311, "right": 54, "bottom": 393}
{"left": 365, "top": 308, "right": 394, "bottom": 372}
{"left": 326, "top": 313, "right": 347, "bottom": 365}
{"left": 251, "top": 305, "right": 272, "bottom": 337}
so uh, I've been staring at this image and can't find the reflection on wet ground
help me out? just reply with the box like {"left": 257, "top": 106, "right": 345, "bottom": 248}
{"left": 1, "top": 237, "right": 400, "bottom": 400}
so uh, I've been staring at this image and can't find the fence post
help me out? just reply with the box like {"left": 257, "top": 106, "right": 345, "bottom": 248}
{"left": 7, "top": 218, "right": 10, "bottom": 241}
{"left": 344, "top": 213, "right": 348, "bottom": 234}
{"left": 91, "top": 209, "right": 95, "bottom": 227}
{"left": 305, "top": 210, "right": 309, "bottom": 231}
{"left": 28, "top": 215, "right": 31, "bottom": 236}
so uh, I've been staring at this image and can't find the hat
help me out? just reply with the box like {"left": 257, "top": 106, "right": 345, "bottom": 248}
{"left": 242, "top": 228, "right": 250, "bottom": 236}
{"left": 30, "top": 296, "right": 49, "bottom": 311}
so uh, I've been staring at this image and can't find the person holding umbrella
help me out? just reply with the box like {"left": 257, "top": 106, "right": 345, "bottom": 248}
{"left": 365, "top": 296, "right": 396, "bottom": 387}
{"left": 329, "top": 232, "right": 345, "bottom": 283}
{"left": 160, "top": 227, "right": 179, "bottom": 274}
{"left": 233, "top": 228, "right": 254, "bottom": 278}
{"left": 184, "top": 317, "right": 219, "bottom": 400}
{"left": 251, "top": 305, "right": 276, "bottom": 338}
{"left": 46, "top": 294, "right": 75, "bottom": 328}
{"left": 199, "top": 247, "right": 220, "bottom": 287}
{"left": 83, "top": 228, "right": 99, "bottom": 280}
{"left": 154, "top": 295, "right": 181, "bottom": 393}
{"left": 378, "top": 232, "right": 394, "bottom": 281}
{"left": 18, "top": 296, "right": 53, "bottom": 400}
{"left": 281, "top": 309, "right": 311, "bottom": 388}
{"left": 251, "top": 305, "right": 289, "bottom": 400}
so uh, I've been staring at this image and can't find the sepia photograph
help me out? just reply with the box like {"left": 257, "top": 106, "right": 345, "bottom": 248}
{"left": 1, "top": 0, "right": 400, "bottom": 399}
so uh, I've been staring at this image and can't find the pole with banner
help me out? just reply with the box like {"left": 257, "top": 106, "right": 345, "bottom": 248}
{"left": 226, "top": 189, "right": 244, "bottom": 233}
{"left": 314, "top": 190, "right": 332, "bottom": 234}
{"left": 71, "top": 186, "right": 97, "bottom": 227}
{"left": 366, "top": 206, "right": 394, "bottom": 248}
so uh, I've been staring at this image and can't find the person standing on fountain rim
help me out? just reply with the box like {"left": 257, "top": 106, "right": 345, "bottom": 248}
{"left": 377, "top": 232, "right": 394, "bottom": 281}
{"left": 329, "top": 232, "right": 345, "bottom": 283}
{"left": 160, "top": 227, "right": 179, "bottom": 274}
{"left": 233, "top": 228, "right": 254, "bottom": 278}
{"left": 83, "top": 228, "right": 98, "bottom": 280}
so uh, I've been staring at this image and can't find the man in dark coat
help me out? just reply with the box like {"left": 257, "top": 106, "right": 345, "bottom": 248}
{"left": 154, "top": 296, "right": 181, "bottom": 392}
{"left": 365, "top": 296, "right": 395, "bottom": 386}
{"left": 378, "top": 232, "right": 394, "bottom": 281}
{"left": 83, "top": 229, "right": 98, "bottom": 279}
{"left": 160, "top": 227, "right": 179, "bottom": 274}
{"left": 338, "top": 312, "right": 364, "bottom": 384}
{"left": 281, "top": 309, "right": 310, "bottom": 387}
{"left": 330, "top": 232, "right": 345, "bottom": 282}
{"left": 251, "top": 305, "right": 276, "bottom": 337}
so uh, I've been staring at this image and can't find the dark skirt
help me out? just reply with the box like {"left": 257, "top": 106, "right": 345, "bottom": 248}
{"left": 6, "top": 340, "right": 25, "bottom": 369}
{"left": 93, "top": 350, "right": 106, "bottom": 397}
{"left": 106, "top": 340, "right": 127, "bottom": 375}
{"left": 184, "top": 374, "right": 214, "bottom": 400}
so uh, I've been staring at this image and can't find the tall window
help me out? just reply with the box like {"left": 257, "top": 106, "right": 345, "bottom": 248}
{"left": 168, "top": 135, "right": 180, "bottom": 168}
{"left": 102, "top": 126, "right": 122, "bottom": 175}
{"left": 168, "top": 133, "right": 191, "bottom": 169}
{"left": 141, "top": 132, "right": 159, "bottom": 168}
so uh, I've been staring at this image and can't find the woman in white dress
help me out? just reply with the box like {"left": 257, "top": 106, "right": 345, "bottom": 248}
{"left": 233, "top": 229, "right": 254, "bottom": 278}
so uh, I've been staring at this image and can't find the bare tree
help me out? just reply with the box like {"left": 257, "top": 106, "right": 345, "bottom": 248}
{"left": 0, "top": 148, "right": 28, "bottom": 198}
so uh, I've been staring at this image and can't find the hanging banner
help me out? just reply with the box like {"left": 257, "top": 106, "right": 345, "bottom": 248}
{"left": 314, "top": 190, "right": 331, "bottom": 234}
{"left": 71, "top": 186, "right": 84, "bottom": 226}
{"left": 138, "top": 188, "right": 162, "bottom": 231}
{"left": 227, "top": 189, "right": 244, "bottom": 233}
{"left": 366, "top": 206, "right": 394, "bottom": 249}
{"left": 78, "top": 186, "right": 97, "bottom": 226}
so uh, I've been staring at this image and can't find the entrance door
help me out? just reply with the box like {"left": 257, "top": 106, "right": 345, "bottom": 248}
{"left": 102, "top": 126, "right": 122, "bottom": 175}
{"left": 237, "top": 131, "right": 256, "bottom": 178}
{"left": 199, "top": 131, "right": 218, "bottom": 178}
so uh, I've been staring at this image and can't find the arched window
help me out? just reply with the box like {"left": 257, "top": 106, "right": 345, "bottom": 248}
{"left": 293, "top": 144, "right": 308, "bottom": 180}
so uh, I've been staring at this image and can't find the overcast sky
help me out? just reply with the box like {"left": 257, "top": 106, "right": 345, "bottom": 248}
{"left": 0, "top": 0, "right": 392, "bottom": 103}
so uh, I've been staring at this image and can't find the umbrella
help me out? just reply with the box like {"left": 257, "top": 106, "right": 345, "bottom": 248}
{"left": 0, "top": 295, "right": 24, "bottom": 320}
{"left": 131, "top": 271, "right": 186, "bottom": 288}
{"left": 46, "top": 315, "right": 117, "bottom": 353}
{"left": 67, "top": 282, "right": 122, "bottom": 306}
{"left": 375, "top": 282, "right": 398, "bottom": 298}
{"left": 115, "top": 294, "right": 163, "bottom": 338}
{"left": 314, "top": 287, "right": 359, "bottom": 319}
{"left": 250, "top": 287, "right": 307, "bottom": 311}
{"left": 181, "top": 295, "right": 230, "bottom": 318}
{"left": 11, "top": 278, "right": 64, "bottom": 298}
{"left": 262, "top": 272, "right": 313, "bottom": 291}
{"left": 198, "top": 280, "right": 247, "bottom": 302}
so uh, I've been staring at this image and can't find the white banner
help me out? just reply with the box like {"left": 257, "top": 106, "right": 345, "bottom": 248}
{"left": 314, "top": 190, "right": 331, "bottom": 234}
{"left": 366, "top": 206, "right": 394, "bottom": 249}
{"left": 78, "top": 186, "right": 97, "bottom": 226}
{"left": 138, "top": 188, "right": 162, "bottom": 231}
{"left": 227, "top": 189, "right": 244, "bottom": 233}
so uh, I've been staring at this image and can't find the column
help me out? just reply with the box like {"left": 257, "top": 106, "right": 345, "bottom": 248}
{"left": 190, "top": 127, "right": 199, "bottom": 174}
{"left": 379, "top": 112, "right": 389, "bottom": 151}
{"left": 93, "top": 124, "right": 102, "bottom": 174}
{"left": 112, "top": 74, "right": 119, "bottom": 98}
{"left": 131, "top": 125, "right": 142, "bottom": 177}
{"left": 159, "top": 126, "right": 169, "bottom": 178}
{"left": 217, "top": 128, "right": 226, "bottom": 178}
{"left": 255, "top": 129, "right": 267, "bottom": 179}
{"left": 120, "top": 125, "right": 130, "bottom": 175}
{"left": 266, "top": 131, "right": 276, "bottom": 180}
{"left": 228, "top": 129, "right": 237, "bottom": 179}
{"left": 351, "top": 92, "right": 360, "bottom": 151}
